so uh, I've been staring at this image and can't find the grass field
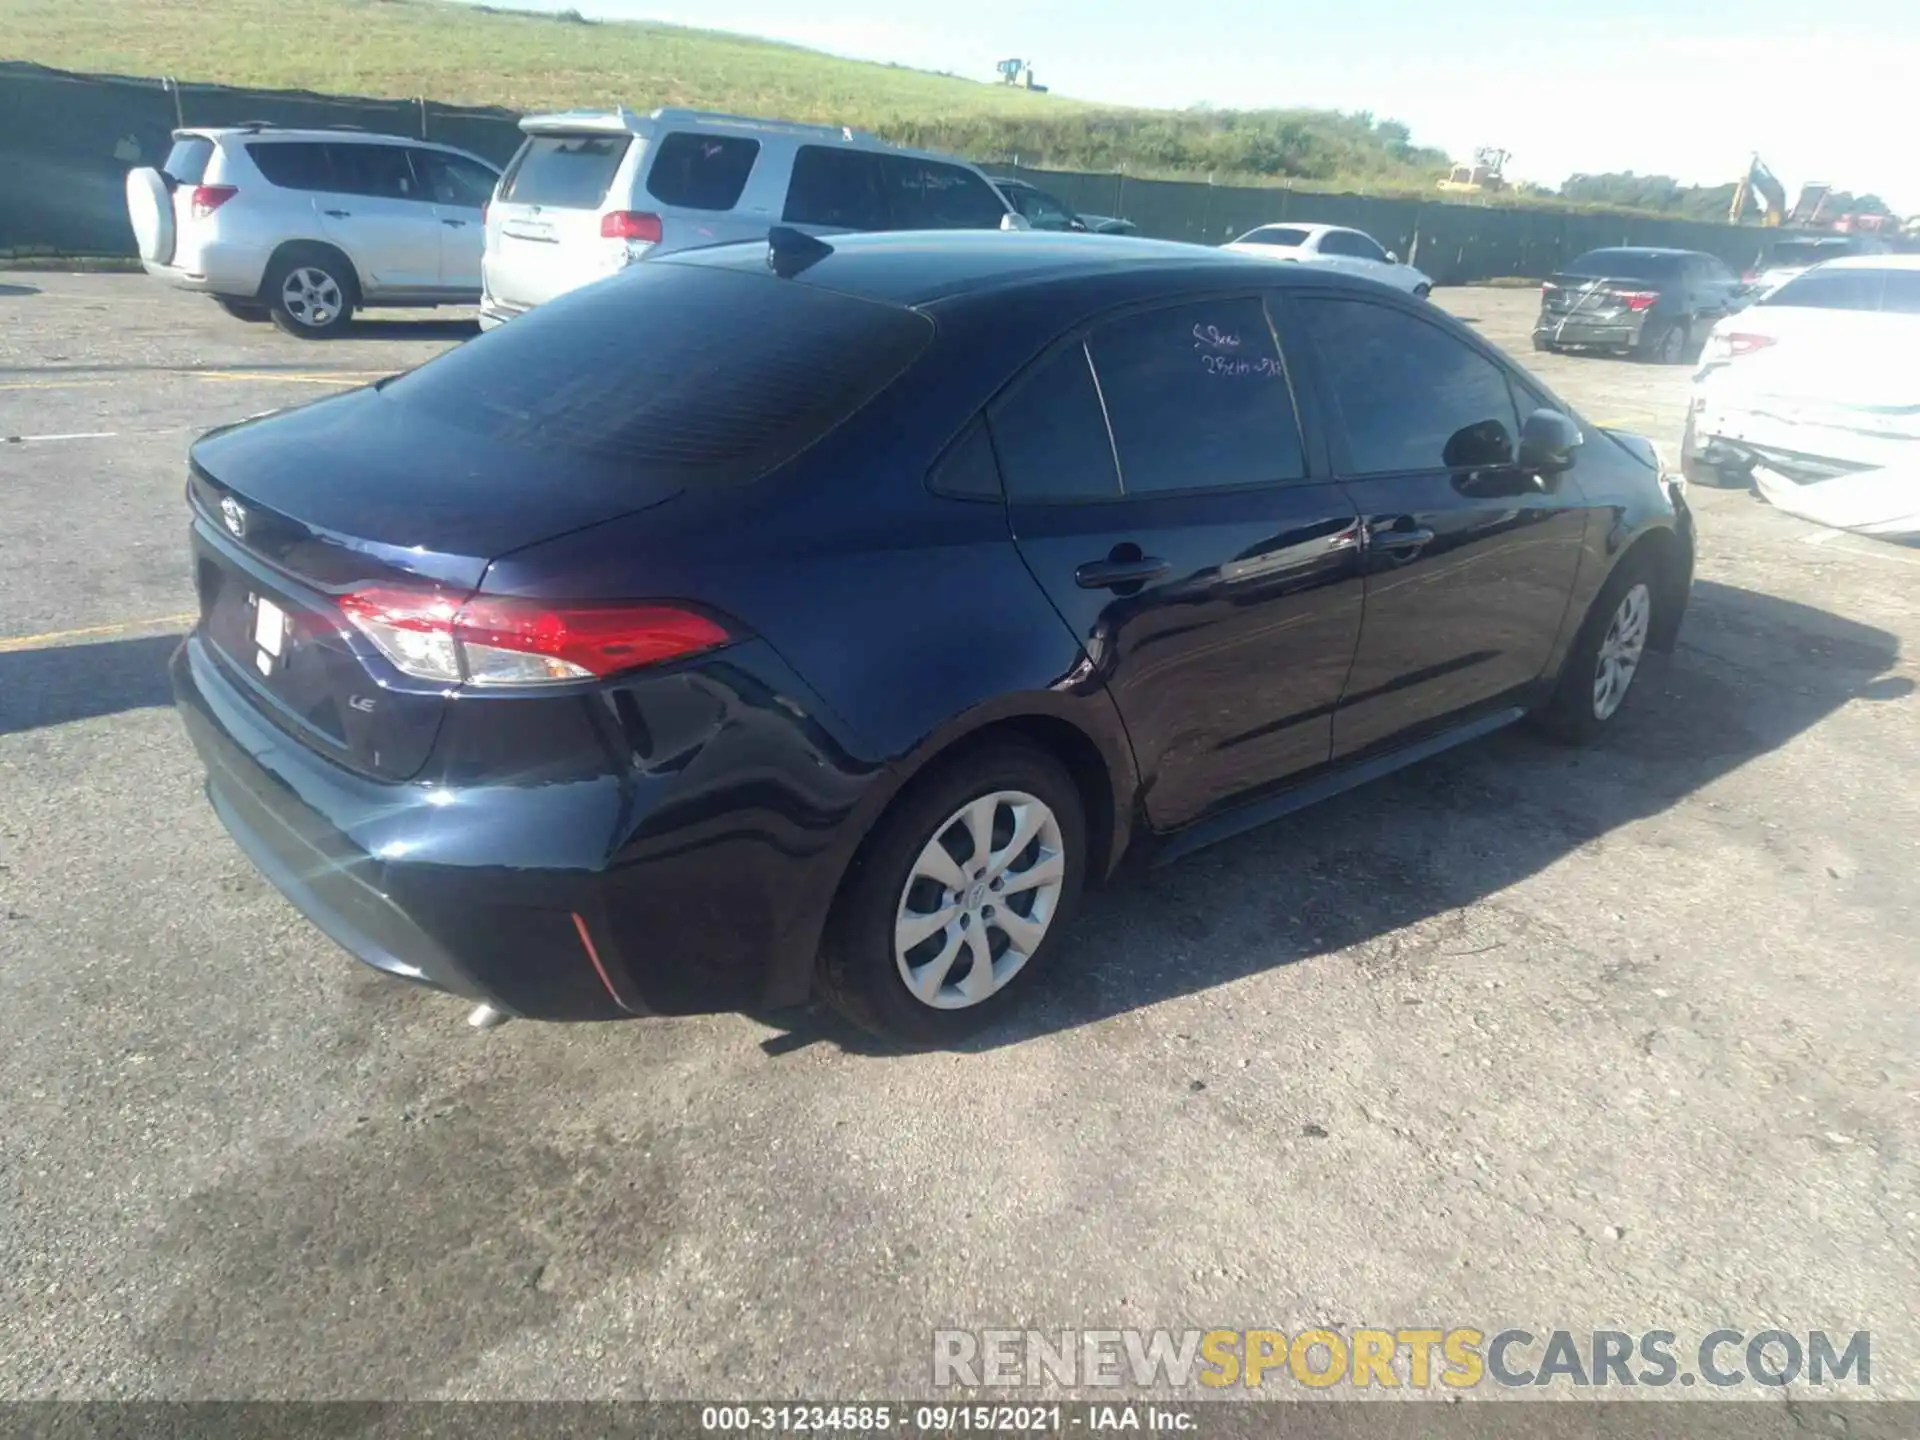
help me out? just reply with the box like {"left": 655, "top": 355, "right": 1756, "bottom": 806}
{"left": 2, "top": 0, "right": 1451, "bottom": 188}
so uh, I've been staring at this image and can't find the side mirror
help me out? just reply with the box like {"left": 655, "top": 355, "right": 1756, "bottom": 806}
{"left": 1385, "top": 249, "right": 1400, "bottom": 264}
{"left": 1068, "top": 217, "right": 1089, "bottom": 232}
{"left": 1519, "top": 408, "right": 1583, "bottom": 474}
{"left": 1000, "top": 212, "right": 1032, "bottom": 232}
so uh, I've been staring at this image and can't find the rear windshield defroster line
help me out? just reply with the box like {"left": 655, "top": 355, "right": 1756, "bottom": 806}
{"left": 381, "top": 263, "right": 935, "bottom": 487}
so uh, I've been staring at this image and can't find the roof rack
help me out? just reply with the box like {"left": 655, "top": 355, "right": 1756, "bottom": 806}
{"left": 233, "top": 119, "right": 279, "bottom": 132}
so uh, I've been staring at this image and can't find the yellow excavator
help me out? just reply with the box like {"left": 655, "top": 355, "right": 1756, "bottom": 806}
{"left": 1728, "top": 155, "right": 1788, "bottom": 226}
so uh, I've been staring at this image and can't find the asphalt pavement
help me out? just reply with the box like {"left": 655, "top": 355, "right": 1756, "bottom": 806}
{"left": 1, "top": 276, "right": 1915, "bottom": 1402}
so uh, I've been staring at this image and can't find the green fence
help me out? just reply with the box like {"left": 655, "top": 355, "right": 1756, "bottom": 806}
{"left": 2, "top": 59, "right": 1783, "bottom": 281}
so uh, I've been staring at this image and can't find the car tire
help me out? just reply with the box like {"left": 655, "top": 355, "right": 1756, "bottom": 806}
{"left": 1638, "top": 319, "right": 1688, "bottom": 365}
{"left": 265, "top": 246, "right": 357, "bottom": 338}
{"left": 1534, "top": 551, "right": 1659, "bottom": 745}
{"left": 214, "top": 297, "right": 271, "bottom": 323}
{"left": 1532, "top": 334, "right": 1554, "bottom": 352}
{"left": 1413, "top": 283, "right": 1432, "bottom": 299}
{"left": 819, "top": 741, "right": 1087, "bottom": 1047}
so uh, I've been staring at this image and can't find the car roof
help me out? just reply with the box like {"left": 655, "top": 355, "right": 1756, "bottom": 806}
{"left": 663, "top": 229, "right": 1394, "bottom": 306}
{"left": 180, "top": 127, "right": 486, "bottom": 158}
{"left": 1245, "top": 222, "right": 1340, "bottom": 236}
{"left": 1804, "top": 253, "right": 1920, "bottom": 271}
{"left": 1574, "top": 245, "right": 1699, "bottom": 257}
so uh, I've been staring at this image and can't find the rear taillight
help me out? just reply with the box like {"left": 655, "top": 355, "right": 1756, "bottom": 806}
{"left": 190, "top": 184, "right": 238, "bottom": 220}
{"left": 1615, "top": 290, "right": 1659, "bottom": 312}
{"left": 337, "top": 588, "right": 730, "bottom": 687}
{"left": 1708, "top": 332, "right": 1778, "bottom": 362}
{"left": 601, "top": 211, "right": 663, "bottom": 243}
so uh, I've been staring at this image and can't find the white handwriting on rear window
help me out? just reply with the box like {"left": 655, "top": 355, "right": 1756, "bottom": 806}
{"left": 1192, "top": 323, "right": 1242, "bottom": 352}
{"left": 1201, "top": 354, "right": 1283, "bottom": 378}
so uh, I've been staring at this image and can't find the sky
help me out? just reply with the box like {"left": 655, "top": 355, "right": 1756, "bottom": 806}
{"left": 473, "top": 0, "right": 1919, "bottom": 211}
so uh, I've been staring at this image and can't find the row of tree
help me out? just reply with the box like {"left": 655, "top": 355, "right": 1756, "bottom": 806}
{"left": 1558, "top": 171, "right": 1895, "bottom": 221}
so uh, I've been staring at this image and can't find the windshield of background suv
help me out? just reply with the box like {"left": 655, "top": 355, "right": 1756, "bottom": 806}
{"left": 500, "top": 133, "right": 632, "bottom": 208}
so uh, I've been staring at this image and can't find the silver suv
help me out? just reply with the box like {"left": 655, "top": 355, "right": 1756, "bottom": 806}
{"left": 126, "top": 126, "right": 501, "bottom": 337}
{"left": 480, "top": 107, "right": 1023, "bottom": 327}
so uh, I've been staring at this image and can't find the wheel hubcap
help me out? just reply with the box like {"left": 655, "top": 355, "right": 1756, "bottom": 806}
{"left": 1593, "top": 582, "right": 1651, "bottom": 720}
{"left": 894, "top": 790, "right": 1066, "bottom": 1010}
{"left": 282, "top": 267, "right": 342, "bottom": 327}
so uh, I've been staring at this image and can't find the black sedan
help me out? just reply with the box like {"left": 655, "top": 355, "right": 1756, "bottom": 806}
{"left": 1534, "top": 246, "right": 1745, "bottom": 362}
{"left": 172, "top": 231, "right": 1694, "bottom": 1045}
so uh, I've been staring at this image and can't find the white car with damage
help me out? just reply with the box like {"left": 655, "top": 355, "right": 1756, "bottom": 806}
{"left": 1684, "top": 255, "right": 1920, "bottom": 540}
{"left": 1220, "top": 222, "right": 1433, "bottom": 297}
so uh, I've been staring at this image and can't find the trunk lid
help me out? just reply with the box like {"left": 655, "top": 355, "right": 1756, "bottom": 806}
{"left": 1540, "top": 272, "right": 1662, "bottom": 317}
{"left": 187, "top": 383, "right": 684, "bottom": 781}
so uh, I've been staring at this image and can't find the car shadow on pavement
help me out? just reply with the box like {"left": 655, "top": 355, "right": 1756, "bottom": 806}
{"left": 0, "top": 634, "right": 181, "bottom": 736}
{"left": 345, "top": 316, "right": 479, "bottom": 342}
{"left": 759, "top": 578, "right": 1909, "bottom": 1056}
{"left": 0, "top": 282, "right": 41, "bottom": 297}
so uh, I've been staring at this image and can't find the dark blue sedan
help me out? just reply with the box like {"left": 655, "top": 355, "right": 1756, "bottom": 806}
{"left": 172, "top": 231, "right": 1694, "bottom": 1044}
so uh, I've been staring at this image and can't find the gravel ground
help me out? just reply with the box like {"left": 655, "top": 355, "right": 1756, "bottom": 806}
{"left": 1, "top": 276, "right": 1915, "bottom": 1404}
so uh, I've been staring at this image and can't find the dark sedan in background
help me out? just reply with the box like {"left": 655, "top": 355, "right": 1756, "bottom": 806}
{"left": 172, "top": 231, "right": 1693, "bottom": 1046}
{"left": 990, "top": 175, "right": 1137, "bottom": 234}
{"left": 1534, "top": 246, "right": 1746, "bottom": 362}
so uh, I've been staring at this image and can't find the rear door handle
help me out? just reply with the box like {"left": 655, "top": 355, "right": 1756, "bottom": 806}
{"left": 440, "top": 218, "right": 468, "bottom": 228}
{"left": 1372, "top": 525, "right": 1436, "bottom": 552}
{"left": 322, "top": 209, "right": 351, "bottom": 218}
{"left": 1075, "top": 556, "right": 1171, "bottom": 590}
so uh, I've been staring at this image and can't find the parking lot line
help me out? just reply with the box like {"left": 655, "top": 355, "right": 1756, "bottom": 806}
{"left": 0, "top": 612, "right": 195, "bottom": 653}
{"left": 3, "top": 430, "right": 119, "bottom": 443}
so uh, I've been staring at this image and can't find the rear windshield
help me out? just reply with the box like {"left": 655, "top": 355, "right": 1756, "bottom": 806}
{"left": 1239, "top": 226, "right": 1310, "bottom": 247}
{"left": 500, "top": 133, "right": 632, "bottom": 209}
{"left": 1763, "top": 268, "right": 1920, "bottom": 314}
{"left": 163, "top": 137, "right": 214, "bottom": 184}
{"left": 1564, "top": 249, "right": 1680, "bottom": 279}
{"left": 380, "top": 263, "right": 933, "bottom": 485}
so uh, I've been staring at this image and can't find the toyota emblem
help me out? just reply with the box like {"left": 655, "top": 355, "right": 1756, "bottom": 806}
{"left": 220, "top": 496, "right": 246, "bottom": 538}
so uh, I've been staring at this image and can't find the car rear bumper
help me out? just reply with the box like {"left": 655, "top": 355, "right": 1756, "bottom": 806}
{"left": 142, "top": 242, "right": 270, "bottom": 299}
{"left": 1534, "top": 312, "right": 1650, "bottom": 348}
{"left": 171, "top": 630, "right": 880, "bottom": 1021}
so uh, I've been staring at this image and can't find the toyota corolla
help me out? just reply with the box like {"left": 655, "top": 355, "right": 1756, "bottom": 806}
{"left": 172, "top": 231, "right": 1693, "bottom": 1044}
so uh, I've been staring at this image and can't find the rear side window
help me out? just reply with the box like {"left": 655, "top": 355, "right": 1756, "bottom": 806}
{"left": 501, "top": 134, "right": 633, "bottom": 209}
{"left": 1300, "top": 297, "right": 1520, "bottom": 475}
{"left": 327, "top": 144, "right": 426, "bottom": 201}
{"left": 1321, "top": 230, "right": 1386, "bottom": 261}
{"left": 988, "top": 344, "right": 1122, "bottom": 503}
{"left": 880, "top": 157, "right": 1007, "bottom": 230}
{"left": 381, "top": 263, "right": 932, "bottom": 485}
{"left": 247, "top": 142, "right": 332, "bottom": 192}
{"left": 783, "top": 147, "right": 888, "bottom": 230}
{"left": 163, "top": 137, "right": 214, "bottom": 184}
{"left": 1240, "top": 227, "right": 1309, "bottom": 247}
{"left": 1087, "top": 298, "right": 1306, "bottom": 494}
{"left": 646, "top": 132, "right": 761, "bottom": 211}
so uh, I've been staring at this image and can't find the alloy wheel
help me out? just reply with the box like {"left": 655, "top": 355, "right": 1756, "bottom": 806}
{"left": 1592, "top": 582, "right": 1652, "bottom": 720}
{"left": 281, "top": 267, "right": 344, "bottom": 329}
{"left": 893, "top": 790, "right": 1066, "bottom": 1010}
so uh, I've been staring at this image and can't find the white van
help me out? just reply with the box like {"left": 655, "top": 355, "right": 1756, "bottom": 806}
{"left": 479, "top": 107, "right": 1023, "bottom": 327}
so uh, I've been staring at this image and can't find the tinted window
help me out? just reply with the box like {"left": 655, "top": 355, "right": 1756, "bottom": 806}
{"left": 1087, "top": 298, "right": 1306, "bottom": 494}
{"left": 1762, "top": 268, "right": 1884, "bottom": 311}
{"left": 928, "top": 421, "right": 1003, "bottom": 500}
{"left": 1566, "top": 249, "right": 1681, "bottom": 279}
{"left": 163, "top": 137, "right": 214, "bottom": 185}
{"left": 500, "top": 134, "right": 632, "bottom": 209}
{"left": 880, "top": 157, "right": 1007, "bottom": 230}
{"left": 1003, "top": 183, "right": 1073, "bottom": 228}
{"left": 383, "top": 264, "right": 932, "bottom": 484}
{"left": 783, "top": 146, "right": 887, "bottom": 230}
{"left": 988, "top": 344, "right": 1122, "bottom": 503}
{"left": 328, "top": 144, "right": 425, "bottom": 201}
{"left": 1693, "top": 256, "right": 1735, "bottom": 283}
{"left": 414, "top": 151, "right": 498, "bottom": 208}
{"left": 1301, "top": 298, "right": 1520, "bottom": 475}
{"left": 1321, "top": 230, "right": 1386, "bottom": 261}
{"left": 247, "top": 141, "right": 332, "bottom": 192}
{"left": 1239, "top": 226, "right": 1310, "bottom": 247}
{"left": 646, "top": 131, "right": 760, "bottom": 211}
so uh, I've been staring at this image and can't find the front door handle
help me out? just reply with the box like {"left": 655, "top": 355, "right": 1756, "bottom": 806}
{"left": 1075, "top": 556, "right": 1171, "bottom": 590}
{"left": 322, "top": 209, "right": 352, "bottom": 218}
{"left": 440, "top": 218, "right": 468, "bottom": 228}
{"left": 1372, "top": 525, "right": 1436, "bottom": 553}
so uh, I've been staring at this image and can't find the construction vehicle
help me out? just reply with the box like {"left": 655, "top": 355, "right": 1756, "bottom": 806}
{"left": 1728, "top": 154, "right": 1788, "bottom": 226}
{"left": 994, "top": 58, "right": 1047, "bottom": 91}
{"left": 1437, "top": 147, "right": 1509, "bottom": 195}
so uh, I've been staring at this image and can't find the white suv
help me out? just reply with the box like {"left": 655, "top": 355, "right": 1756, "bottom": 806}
{"left": 480, "top": 107, "right": 1023, "bottom": 328}
{"left": 126, "top": 126, "right": 501, "bottom": 338}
